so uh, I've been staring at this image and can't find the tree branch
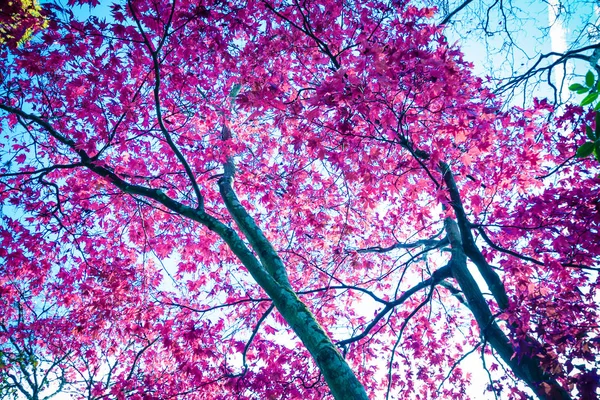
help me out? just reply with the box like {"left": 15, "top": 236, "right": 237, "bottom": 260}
{"left": 227, "top": 304, "right": 275, "bottom": 377}
{"left": 436, "top": 342, "right": 482, "bottom": 394}
{"left": 440, "top": 162, "right": 509, "bottom": 310}
{"left": 129, "top": 0, "right": 204, "bottom": 210}
{"left": 439, "top": 0, "right": 474, "bottom": 26}
{"left": 336, "top": 264, "right": 451, "bottom": 347}
{"left": 163, "top": 297, "right": 271, "bottom": 314}
{"left": 126, "top": 337, "right": 159, "bottom": 381}
{"left": 496, "top": 44, "right": 600, "bottom": 95}
{"left": 385, "top": 292, "right": 432, "bottom": 400}
{"left": 355, "top": 236, "right": 448, "bottom": 254}
{"left": 477, "top": 226, "right": 597, "bottom": 271}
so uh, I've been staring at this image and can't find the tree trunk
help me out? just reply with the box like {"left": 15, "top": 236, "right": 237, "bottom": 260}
{"left": 444, "top": 218, "right": 571, "bottom": 400}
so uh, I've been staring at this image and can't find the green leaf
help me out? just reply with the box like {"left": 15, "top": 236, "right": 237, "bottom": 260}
{"left": 586, "top": 125, "right": 596, "bottom": 140}
{"left": 576, "top": 142, "right": 595, "bottom": 158}
{"left": 586, "top": 70, "right": 596, "bottom": 87}
{"left": 594, "top": 102, "right": 600, "bottom": 111}
{"left": 577, "top": 87, "right": 590, "bottom": 94}
{"left": 580, "top": 92, "right": 598, "bottom": 106}
{"left": 569, "top": 83, "right": 585, "bottom": 91}
{"left": 229, "top": 83, "right": 242, "bottom": 98}
{"left": 595, "top": 143, "right": 600, "bottom": 162}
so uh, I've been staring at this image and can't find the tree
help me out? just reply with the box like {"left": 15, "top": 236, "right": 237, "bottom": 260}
{"left": 0, "top": 0, "right": 598, "bottom": 399}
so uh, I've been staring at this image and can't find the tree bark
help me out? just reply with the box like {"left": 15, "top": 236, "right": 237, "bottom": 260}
{"left": 444, "top": 218, "right": 571, "bottom": 400}
{"left": 217, "top": 175, "right": 369, "bottom": 399}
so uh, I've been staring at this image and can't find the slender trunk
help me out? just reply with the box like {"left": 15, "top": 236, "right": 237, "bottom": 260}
{"left": 269, "top": 286, "right": 370, "bottom": 399}
{"left": 217, "top": 175, "right": 369, "bottom": 399}
{"left": 444, "top": 218, "right": 570, "bottom": 400}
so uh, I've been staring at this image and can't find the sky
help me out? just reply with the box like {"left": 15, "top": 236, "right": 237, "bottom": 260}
{"left": 548, "top": 0, "right": 571, "bottom": 99}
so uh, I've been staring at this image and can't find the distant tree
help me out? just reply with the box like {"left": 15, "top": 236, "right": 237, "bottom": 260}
{"left": 0, "top": 0, "right": 47, "bottom": 48}
{"left": 0, "top": 1, "right": 598, "bottom": 399}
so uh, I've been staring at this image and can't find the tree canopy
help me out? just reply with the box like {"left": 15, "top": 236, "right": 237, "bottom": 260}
{"left": 0, "top": 0, "right": 598, "bottom": 399}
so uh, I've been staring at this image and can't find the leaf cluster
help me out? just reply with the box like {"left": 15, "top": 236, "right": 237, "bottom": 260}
{"left": 569, "top": 71, "right": 600, "bottom": 162}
